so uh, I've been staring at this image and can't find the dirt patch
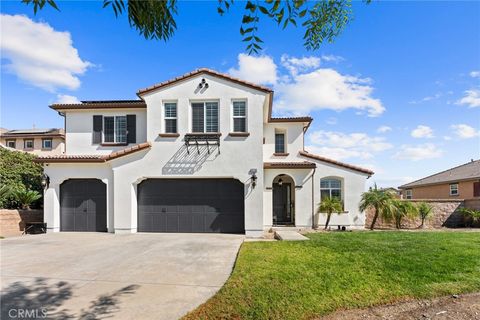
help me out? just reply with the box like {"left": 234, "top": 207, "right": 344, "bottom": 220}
{"left": 318, "top": 293, "right": 480, "bottom": 320}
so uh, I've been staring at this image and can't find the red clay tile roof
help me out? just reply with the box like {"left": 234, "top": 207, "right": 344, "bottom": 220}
{"left": 50, "top": 100, "right": 146, "bottom": 111}
{"left": 264, "top": 161, "right": 316, "bottom": 169}
{"left": 299, "top": 151, "right": 374, "bottom": 175}
{"left": 34, "top": 142, "right": 151, "bottom": 163}
{"left": 137, "top": 68, "right": 273, "bottom": 95}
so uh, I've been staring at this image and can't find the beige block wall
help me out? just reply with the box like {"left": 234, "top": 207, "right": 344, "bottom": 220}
{"left": 1, "top": 137, "right": 64, "bottom": 155}
{"left": 406, "top": 180, "right": 479, "bottom": 200}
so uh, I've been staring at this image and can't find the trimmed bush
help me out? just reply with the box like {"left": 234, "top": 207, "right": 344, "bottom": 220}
{"left": 0, "top": 148, "right": 43, "bottom": 208}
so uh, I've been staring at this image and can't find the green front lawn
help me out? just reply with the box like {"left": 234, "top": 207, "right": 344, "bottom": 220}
{"left": 185, "top": 231, "right": 480, "bottom": 320}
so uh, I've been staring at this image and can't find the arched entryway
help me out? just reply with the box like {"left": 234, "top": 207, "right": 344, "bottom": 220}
{"left": 272, "top": 174, "right": 295, "bottom": 226}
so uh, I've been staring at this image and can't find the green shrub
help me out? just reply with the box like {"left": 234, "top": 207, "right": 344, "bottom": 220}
{"left": 459, "top": 208, "right": 480, "bottom": 227}
{"left": 0, "top": 148, "right": 43, "bottom": 208}
{"left": 14, "top": 188, "right": 42, "bottom": 210}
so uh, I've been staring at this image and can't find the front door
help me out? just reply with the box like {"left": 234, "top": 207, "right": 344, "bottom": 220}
{"left": 273, "top": 183, "right": 293, "bottom": 225}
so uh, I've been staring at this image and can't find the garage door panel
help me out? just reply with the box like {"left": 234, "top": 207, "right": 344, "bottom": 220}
{"left": 60, "top": 179, "right": 107, "bottom": 232}
{"left": 138, "top": 179, "right": 244, "bottom": 233}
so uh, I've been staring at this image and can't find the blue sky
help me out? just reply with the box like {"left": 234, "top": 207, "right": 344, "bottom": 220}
{"left": 1, "top": 1, "right": 479, "bottom": 188}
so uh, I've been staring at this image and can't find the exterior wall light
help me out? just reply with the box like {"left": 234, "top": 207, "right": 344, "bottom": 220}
{"left": 278, "top": 178, "right": 283, "bottom": 186}
{"left": 41, "top": 174, "right": 50, "bottom": 189}
{"left": 249, "top": 168, "right": 257, "bottom": 189}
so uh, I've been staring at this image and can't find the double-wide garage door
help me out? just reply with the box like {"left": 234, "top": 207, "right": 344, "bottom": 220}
{"left": 137, "top": 179, "right": 245, "bottom": 233}
{"left": 60, "top": 179, "right": 107, "bottom": 232}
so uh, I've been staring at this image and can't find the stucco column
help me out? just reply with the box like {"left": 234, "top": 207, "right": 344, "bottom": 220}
{"left": 244, "top": 173, "right": 264, "bottom": 238}
{"left": 44, "top": 183, "right": 60, "bottom": 232}
{"left": 113, "top": 170, "right": 137, "bottom": 234}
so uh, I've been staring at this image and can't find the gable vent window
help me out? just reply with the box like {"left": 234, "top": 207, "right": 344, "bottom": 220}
{"left": 191, "top": 102, "right": 218, "bottom": 133}
{"left": 164, "top": 102, "right": 177, "bottom": 133}
{"left": 232, "top": 101, "right": 247, "bottom": 132}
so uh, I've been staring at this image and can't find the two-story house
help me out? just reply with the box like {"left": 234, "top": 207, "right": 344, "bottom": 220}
{"left": 35, "top": 69, "right": 373, "bottom": 237}
{"left": 1, "top": 128, "right": 65, "bottom": 155}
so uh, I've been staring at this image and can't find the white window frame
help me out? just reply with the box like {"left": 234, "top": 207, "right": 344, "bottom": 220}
{"left": 405, "top": 189, "right": 412, "bottom": 199}
{"left": 320, "top": 178, "right": 343, "bottom": 201}
{"left": 164, "top": 102, "right": 178, "bottom": 133}
{"left": 24, "top": 139, "right": 34, "bottom": 149}
{"left": 450, "top": 183, "right": 459, "bottom": 196}
{"left": 190, "top": 101, "right": 219, "bottom": 133}
{"left": 6, "top": 140, "right": 15, "bottom": 148}
{"left": 42, "top": 138, "right": 52, "bottom": 149}
{"left": 231, "top": 99, "right": 247, "bottom": 132}
{"left": 103, "top": 115, "right": 127, "bottom": 143}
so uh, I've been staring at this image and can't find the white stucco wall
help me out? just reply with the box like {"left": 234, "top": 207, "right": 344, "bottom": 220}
{"left": 65, "top": 109, "right": 147, "bottom": 155}
{"left": 263, "top": 122, "right": 305, "bottom": 161}
{"left": 43, "top": 163, "right": 113, "bottom": 232}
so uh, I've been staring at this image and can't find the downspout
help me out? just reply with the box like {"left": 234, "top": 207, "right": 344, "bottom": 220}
{"left": 311, "top": 167, "right": 316, "bottom": 229}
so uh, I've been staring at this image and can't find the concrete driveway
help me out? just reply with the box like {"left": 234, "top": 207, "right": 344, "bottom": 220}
{"left": 1, "top": 233, "right": 243, "bottom": 319}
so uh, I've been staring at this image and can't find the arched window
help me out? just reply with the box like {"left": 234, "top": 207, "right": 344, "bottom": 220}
{"left": 320, "top": 178, "right": 342, "bottom": 200}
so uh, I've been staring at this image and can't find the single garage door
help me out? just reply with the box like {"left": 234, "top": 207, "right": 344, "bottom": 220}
{"left": 60, "top": 179, "right": 107, "bottom": 232}
{"left": 137, "top": 179, "right": 244, "bottom": 233}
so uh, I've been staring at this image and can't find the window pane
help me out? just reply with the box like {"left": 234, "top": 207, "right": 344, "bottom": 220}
{"left": 165, "top": 103, "right": 177, "bottom": 118}
{"left": 206, "top": 102, "right": 218, "bottom": 132}
{"left": 275, "top": 133, "right": 285, "bottom": 153}
{"left": 233, "top": 101, "right": 246, "bottom": 116}
{"left": 330, "top": 179, "right": 341, "bottom": 189}
{"left": 331, "top": 189, "right": 341, "bottom": 199}
{"left": 104, "top": 117, "right": 115, "bottom": 142}
{"left": 192, "top": 103, "right": 204, "bottom": 132}
{"left": 165, "top": 119, "right": 177, "bottom": 133}
{"left": 321, "top": 190, "right": 330, "bottom": 200}
{"left": 233, "top": 118, "right": 246, "bottom": 132}
{"left": 43, "top": 139, "right": 52, "bottom": 149}
{"left": 320, "top": 180, "right": 329, "bottom": 188}
{"left": 115, "top": 116, "right": 127, "bottom": 143}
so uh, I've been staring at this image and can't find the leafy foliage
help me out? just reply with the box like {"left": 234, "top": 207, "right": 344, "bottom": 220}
{"left": 459, "top": 208, "right": 480, "bottom": 227}
{"left": 0, "top": 185, "right": 14, "bottom": 208}
{"left": 14, "top": 189, "right": 43, "bottom": 210}
{"left": 0, "top": 148, "right": 43, "bottom": 208}
{"left": 390, "top": 200, "right": 418, "bottom": 229}
{"left": 317, "top": 196, "right": 343, "bottom": 229}
{"left": 417, "top": 202, "right": 433, "bottom": 228}
{"left": 22, "top": 0, "right": 371, "bottom": 54}
{"left": 359, "top": 183, "right": 395, "bottom": 230}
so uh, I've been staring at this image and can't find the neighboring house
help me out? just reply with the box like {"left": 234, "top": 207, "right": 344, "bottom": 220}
{"left": 0, "top": 128, "right": 65, "bottom": 155}
{"left": 399, "top": 160, "right": 480, "bottom": 200}
{"left": 35, "top": 69, "right": 373, "bottom": 237}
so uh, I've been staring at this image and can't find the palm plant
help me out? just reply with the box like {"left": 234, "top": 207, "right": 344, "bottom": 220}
{"left": 359, "top": 184, "right": 395, "bottom": 230}
{"left": 317, "top": 197, "right": 343, "bottom": 230}
{"left": 14, "top": 189, "right": 42, "bottom": 210}
{"left": 391, "top": 200, "right": 418, "bottom": 229}
{"left": 0, "top": 185, "right": 13, "bottom": 208}
{"left": 417, "top": 202, "right": 433, "bottom": 228}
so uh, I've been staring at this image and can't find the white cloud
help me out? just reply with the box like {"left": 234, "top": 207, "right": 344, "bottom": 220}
{"left": 470, "top": 71, "right": 480, "bottom": 78}
{"left": 456, "top": 89, "right": 480, "bottom": 108}
{"left": 228, "top": 53, "right": 277, "bottom": 85}
{"left": 325, "top": 117, "right": 338, "bottom": 125}
{"left": 281, "top": 55, "right": 320, "bottom": 76}
{"left": 56, "top": 94, "right": 80, "bottom": 104}
{"left": 411, "top": 125, "right": 434, "bottom": 138}
{"left": 276, "top": 68, "right": 384, "bottom": 117}
{"left": 321, "top": 54, "right": 344, "bottom": 63}
{"left": 451, "top": 124, "right": 479, "bottom": 139}
{"left": 409, "top": 93, "right": 442, "bottom": 104}
{"left": 0, "top": 14, "right": 91, "bottom": 92}
{"left": 377, "top": 125, "right": 392, "bottom": 133}
{"left": 393, "top": 143, "right": 443, "bottom": 161}
{"left": 229, "top": 54, "right": 385, "bottom": 117}
{"left": 443, "top": 136, "right": 452, "bottom": 141}
{"left": 306, "top": 130, "right": 393, "bottom": 160}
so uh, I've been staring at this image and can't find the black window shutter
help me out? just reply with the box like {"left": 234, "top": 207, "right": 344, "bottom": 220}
{"left": 93, "top": 115, "right": 103, "bottom": 144}
{"left": 127, "top": 114, "right": 136, "bottom": 143}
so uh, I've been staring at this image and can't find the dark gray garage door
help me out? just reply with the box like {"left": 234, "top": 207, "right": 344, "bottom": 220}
{"left": 137, "top": 179, "right": 244, "bottom": 233}
{"left": 60, "top": 179, "right": 107, "bottom": 232}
